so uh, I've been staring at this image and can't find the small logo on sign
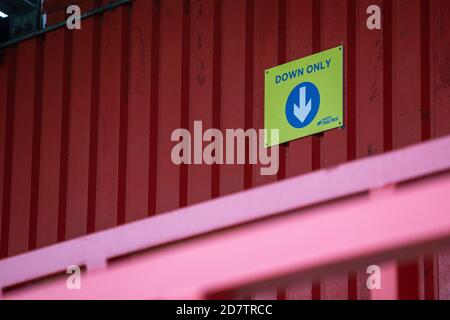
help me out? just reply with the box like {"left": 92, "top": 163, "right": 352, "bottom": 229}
{"left": 317, "top": 116, "right": 340, "bottom": 127}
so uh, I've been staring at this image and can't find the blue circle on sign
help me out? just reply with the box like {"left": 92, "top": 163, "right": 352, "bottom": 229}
{"left": 285, "top": 82, "right": 320, "bottom": 128}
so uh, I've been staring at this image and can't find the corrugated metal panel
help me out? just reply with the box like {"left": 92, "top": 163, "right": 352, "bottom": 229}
{"left": 0, "top": 0, "right": 449, "bottom": 300}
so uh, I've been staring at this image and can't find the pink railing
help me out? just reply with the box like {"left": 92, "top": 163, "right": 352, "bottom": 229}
{"left": 1, "top": 135, "right": 450, "bottom": 299}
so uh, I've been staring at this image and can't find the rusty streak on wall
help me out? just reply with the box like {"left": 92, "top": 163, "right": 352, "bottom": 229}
{"left": 1, "top": 0, "right": 450, "bottom": 299}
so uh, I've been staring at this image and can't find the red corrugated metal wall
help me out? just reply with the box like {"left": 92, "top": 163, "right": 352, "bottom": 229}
{"left": 1, "top": 0, "right": 450, "bottom": 299}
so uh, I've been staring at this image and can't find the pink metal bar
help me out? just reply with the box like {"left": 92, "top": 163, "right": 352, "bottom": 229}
{"left": 0, "top": 135, "right": 450, "bottom": 296}
{"left": 3, "top": 172, "right": 450, "bottom": 299}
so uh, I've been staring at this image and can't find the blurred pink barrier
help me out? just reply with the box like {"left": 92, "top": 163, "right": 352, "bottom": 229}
{"left": 4, "top": 171, "right": 450, "bottom": 299}
{"left": 1, "top": 135, "right": 450, "bottom": 299}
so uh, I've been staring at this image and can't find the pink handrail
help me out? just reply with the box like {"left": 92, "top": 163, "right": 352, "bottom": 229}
{"left": 5, "top": 171, "right": 450, "bottom": 299}
{"left": 1, "top": 135, "right": 450, "bottom": 299}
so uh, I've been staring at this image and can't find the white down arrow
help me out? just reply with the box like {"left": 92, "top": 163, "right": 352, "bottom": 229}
{"left": 293, "top": 86, "right": 312, "bottom": 123}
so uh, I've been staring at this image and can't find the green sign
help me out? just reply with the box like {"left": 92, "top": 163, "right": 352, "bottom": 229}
{"left": 264, "top": 46, "right": 344, "bottom": 147}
